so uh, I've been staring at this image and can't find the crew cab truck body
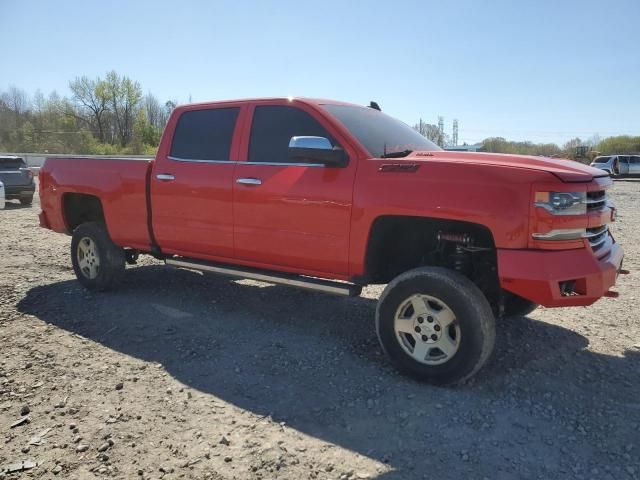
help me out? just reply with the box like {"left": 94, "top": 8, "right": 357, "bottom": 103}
{"left": 38, "top": 98, "right": 624, "bottom": 384}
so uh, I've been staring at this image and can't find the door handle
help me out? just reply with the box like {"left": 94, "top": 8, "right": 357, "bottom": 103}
{"left": 236, "top": 177, "right": 262, "bottom": 186}
{"left": 156, "top": 174, "right": 175, "bottom": 181}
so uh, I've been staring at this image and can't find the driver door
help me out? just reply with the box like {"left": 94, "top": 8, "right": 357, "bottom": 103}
{"left": 232, "top": 102, "right": 357, "bottom": 277}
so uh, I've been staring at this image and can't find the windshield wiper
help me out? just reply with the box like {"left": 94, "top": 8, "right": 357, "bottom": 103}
{"left": 380, "top": 149, "right": 413, "bottom": 158}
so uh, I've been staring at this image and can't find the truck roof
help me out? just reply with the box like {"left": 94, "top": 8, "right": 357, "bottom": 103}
{"left": 174, "top": 97, "right": 361, "bottom": 109}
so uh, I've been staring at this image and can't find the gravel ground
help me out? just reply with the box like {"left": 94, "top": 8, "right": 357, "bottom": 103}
{"left": 1, "top": 180, "right": 639, "bottom": 480}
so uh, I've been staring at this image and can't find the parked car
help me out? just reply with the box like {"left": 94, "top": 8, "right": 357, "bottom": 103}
{"left": 38, "top": 98, "right": 624, "bottom": 385}
{"left": 0, "top": 155, "right": 35, "bottom": 205}
{"left": 590, "top": 154, "right": 640, "bottom": 176}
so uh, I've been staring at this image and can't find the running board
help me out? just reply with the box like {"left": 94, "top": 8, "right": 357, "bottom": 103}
{"left": 165, "top": 257, "right": 362, "bottom": 297}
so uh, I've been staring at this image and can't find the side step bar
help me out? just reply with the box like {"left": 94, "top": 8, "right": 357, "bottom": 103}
{"left": 165, "top": 257, "right": 362, "bottom": 297}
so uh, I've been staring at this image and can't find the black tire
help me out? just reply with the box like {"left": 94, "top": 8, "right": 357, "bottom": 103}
{"left": 20, "top": 195, "right": 33, "bottom": 206}
{"left": 503, "top": 292, "right": 538, "bottom": 318}
{"left": 376, "top": 267, "right": 495, "bottom": 385}
{"left": 71, "top": 222, "right": 125, "bottom": 291}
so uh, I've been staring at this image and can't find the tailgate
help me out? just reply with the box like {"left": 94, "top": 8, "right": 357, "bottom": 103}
{"left": 0, "top": 157, "right": 31, "bottom": 186}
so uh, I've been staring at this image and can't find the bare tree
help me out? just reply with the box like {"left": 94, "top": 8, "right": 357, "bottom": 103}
{"left": 414, "top": 118, "right": 444, "bottom": 145}
{"left": 165, "top": 100, "right": 176, "bottom": 117}
{"left": 69, "top": 76, "right": 109, "bottom": 142}
{"left": 144, "top": 93, "right": 165, "bottom": 129}
{"left": 2, "top": 86, "right": 30, "bottom": 128}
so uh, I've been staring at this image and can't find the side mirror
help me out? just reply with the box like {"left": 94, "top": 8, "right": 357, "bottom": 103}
{"left": 288, "top": 136, "right": 347, "bottom": 167}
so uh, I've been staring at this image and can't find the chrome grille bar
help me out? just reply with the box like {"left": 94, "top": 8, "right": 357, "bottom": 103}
{"left": 586, "top": 191, "right": 607, "bottom": 211}
{"left": 583, "top": 225, "right": 608, "bottom": 238}
{"left": 585, "top": 224, "right": 610, "bottom": 252}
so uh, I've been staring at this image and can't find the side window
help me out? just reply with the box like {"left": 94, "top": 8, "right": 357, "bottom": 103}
{"left": 248, "top": 105, "right": 336, "bottom": 163}
{"left": 170, "top": 108, "right": 239, "bottom": 161}
{"left": 631, "top": 156, "right": 640, "bottom": 164}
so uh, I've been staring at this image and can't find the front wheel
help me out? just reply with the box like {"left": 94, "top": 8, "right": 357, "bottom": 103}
{"left": 20, "top": 195, "right": 33, "bottom": 206}
{"left": 71, "top": 222, "right": 125, "bottom": 291}
{"left": 376, "top": 267, "right": 496, "bottom": 385}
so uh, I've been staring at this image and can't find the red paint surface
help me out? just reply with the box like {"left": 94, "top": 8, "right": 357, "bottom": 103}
{"left": 39, "top": 97, "right": 623, "bottom": 307}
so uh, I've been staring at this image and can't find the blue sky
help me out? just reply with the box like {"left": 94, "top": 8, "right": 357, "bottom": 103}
{"left": 1, "top": 0, "right": 638, "bottom": 145}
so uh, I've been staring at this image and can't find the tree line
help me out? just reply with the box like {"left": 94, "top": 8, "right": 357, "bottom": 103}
{"left": 480, "top": 135, "right": 640, "bottom": 160}
{"left": 414, "top": 119, "right": 639, "bottom": 160}
{"left": 1, "top": 75, "right": 637, "bottom": 158}
{"left": 0, "top": 71, "right": 175, "bottom": 155}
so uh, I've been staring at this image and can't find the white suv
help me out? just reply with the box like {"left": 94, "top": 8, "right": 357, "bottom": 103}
{"left": 590, "top": 155, "right": 640, "bottom": 176}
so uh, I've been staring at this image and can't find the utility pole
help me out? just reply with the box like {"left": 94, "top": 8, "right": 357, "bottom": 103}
{"left": 437, "top": 116, "right": 444, "bottom": 147}
{"left": 452, "top": 119, "right": 459, "bottom": 147}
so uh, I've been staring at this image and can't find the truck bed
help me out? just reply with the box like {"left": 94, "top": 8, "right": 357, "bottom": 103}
{"left": 39, "top": 157, "right": 155, "bottom": 251}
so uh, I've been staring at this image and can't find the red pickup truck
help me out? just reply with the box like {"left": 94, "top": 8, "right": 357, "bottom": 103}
{"left": 39, "top": 97, "right": 624, "bottom": 384}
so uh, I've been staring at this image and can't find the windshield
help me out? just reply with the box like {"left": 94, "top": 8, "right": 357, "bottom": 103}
{"left": 592, "top": 156, "right": 611, "bottom": 164}
{"left": 322, "top": 104, "right": 441, "bottom": 157}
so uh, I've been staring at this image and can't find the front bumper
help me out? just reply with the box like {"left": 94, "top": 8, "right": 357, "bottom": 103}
{"left": 498, "top": 243, "right": 624, "bottom": 307}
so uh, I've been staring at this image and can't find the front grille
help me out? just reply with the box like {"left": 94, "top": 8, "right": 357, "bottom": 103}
{"left": 585, "top": 225, "right": 609, "bottom": 252}
{"left": 586, "top": 190, "right": 607, "bottom": 211}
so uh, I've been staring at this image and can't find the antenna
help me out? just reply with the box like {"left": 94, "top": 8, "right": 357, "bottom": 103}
{"left": 369, "top": 101, "right": 381, "bottom": 111}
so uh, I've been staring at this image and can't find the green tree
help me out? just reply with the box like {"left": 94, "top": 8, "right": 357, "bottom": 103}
{"left": 595, "top": 135, "right": 640, "bottom": 154}
{"left": 482, "top": 137, "right": 562, "bottom": 157}
{"left": 104, "top": 71, "right": 142, "bottom": 146}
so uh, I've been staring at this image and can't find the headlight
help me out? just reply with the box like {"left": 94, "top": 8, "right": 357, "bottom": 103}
{"left": 534, "top": 191, "right": 586, "bottom": 216}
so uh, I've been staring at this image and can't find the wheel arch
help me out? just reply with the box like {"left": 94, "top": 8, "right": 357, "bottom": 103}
{"left": 362, "top": 215, "right": 497, "bottom": 285}
{"left": 62, "top": 193, "right": 106, "bottom": 233}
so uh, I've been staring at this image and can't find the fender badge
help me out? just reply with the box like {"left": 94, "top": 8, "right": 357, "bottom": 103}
{"left": 378, "top": 163, "right": 420, "bottom": 173}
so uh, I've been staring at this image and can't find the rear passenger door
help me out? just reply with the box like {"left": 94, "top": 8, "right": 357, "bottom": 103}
{"left": 151, "top": 105, "right": 244, "bottom": 259}
{"left": 232, "top": 102, "right": 357, "bottom": 277}
{"left": 629, "top": 156, "right": 640, "bottom": 175}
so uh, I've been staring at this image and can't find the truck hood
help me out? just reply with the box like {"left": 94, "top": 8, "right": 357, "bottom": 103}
{"left": 408, "top": 151, "right": 607, "bottom": 182}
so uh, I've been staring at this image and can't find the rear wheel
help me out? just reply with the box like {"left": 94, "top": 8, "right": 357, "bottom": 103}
{"left": 71, "top": 222, "right": 125, "bottom": 291}
{"left": 376, "top": 267, "right": 495, "bottom": 385}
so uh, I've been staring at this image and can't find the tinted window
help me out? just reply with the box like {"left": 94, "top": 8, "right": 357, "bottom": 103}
{"left": 322, "top": 104, "right": 441, "bottom": 157}
{"left": 170, "top": 108, "right": 239, "bottom": 160}
{"left": 249, "top": 106, "right": 335, "bottom": 163}
{"left": 594, "top": 156, "right": 610, "bottom": 163}
{"left": 631, "top": 156, "right": 640, "bottom": 163}
{"left": 0, "top": 157, "right": 26, "bottom": 169}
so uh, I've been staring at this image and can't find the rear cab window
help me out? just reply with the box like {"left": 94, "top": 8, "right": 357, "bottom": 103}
{"left": 170, "top": 108, "right": 240, "bottom": 161}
